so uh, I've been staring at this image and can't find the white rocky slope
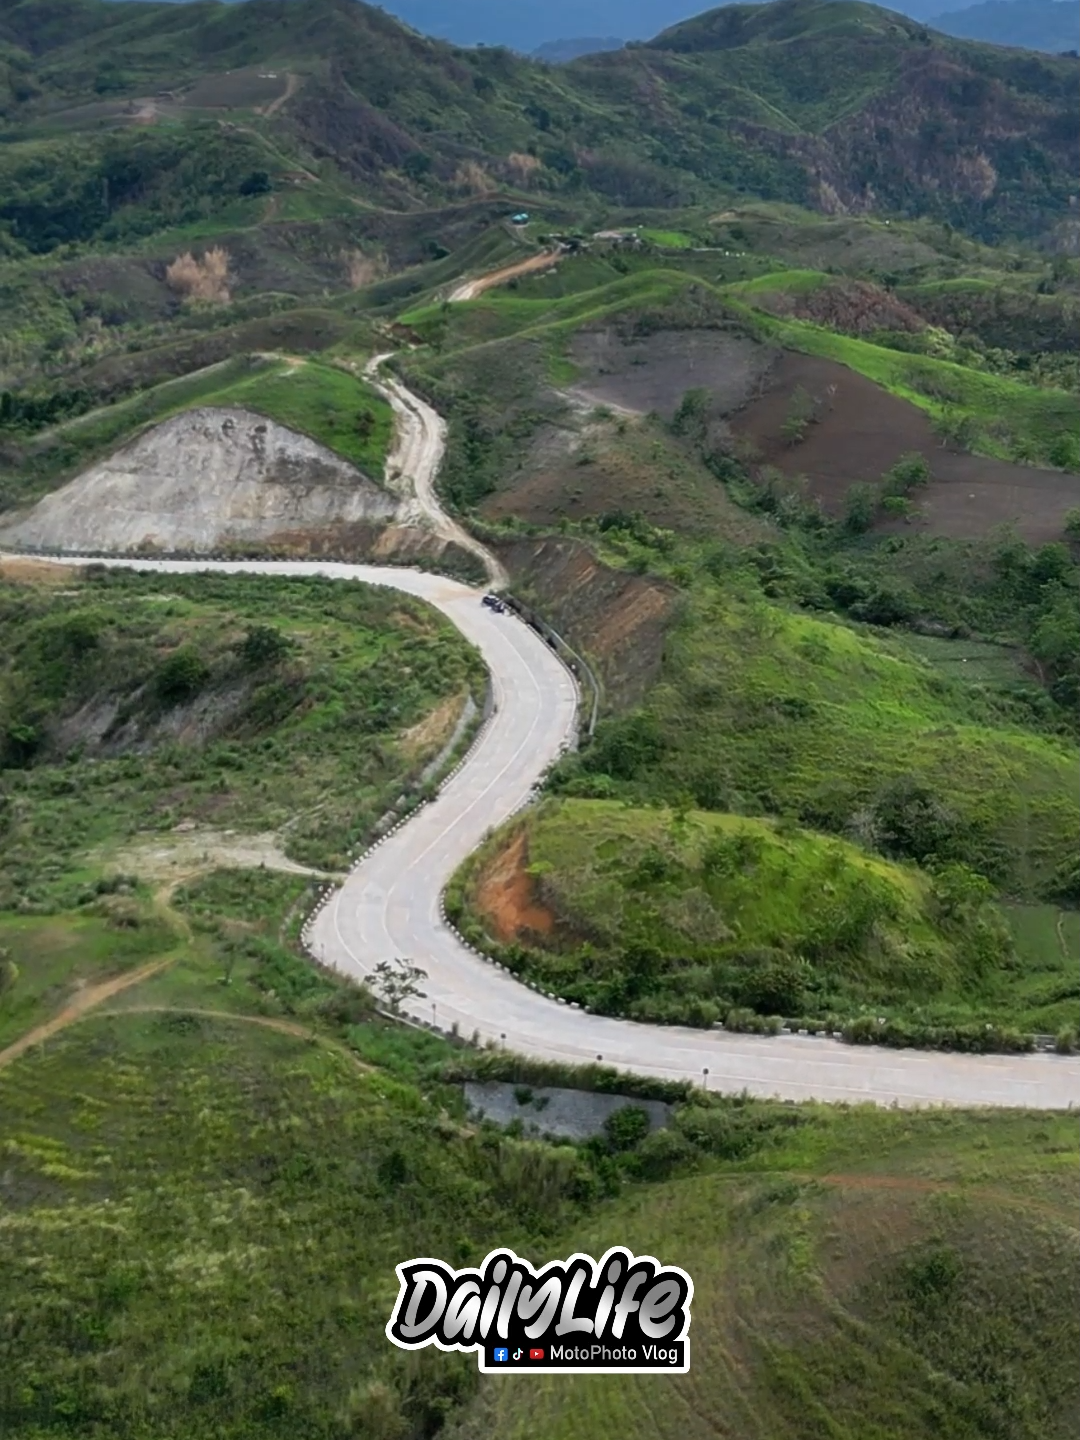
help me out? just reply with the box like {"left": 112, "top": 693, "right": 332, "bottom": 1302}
{"left": 0, "top": 407, "right": 400, "bottom": 553}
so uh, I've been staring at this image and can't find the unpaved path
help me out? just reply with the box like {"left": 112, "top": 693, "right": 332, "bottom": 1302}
{"left": 0, "top": 957, "right": 175, "bottom": 1072}
{"left": 261, "top": 70, "right": 298, "bottom": 118}
{"left": 98, "top": 1005, "right": 372, "bottom": 1071}
{"left": 363, "top": 353, "right": 507, "bottom": 587}
{"left": 447, "top": 248, "right": 562, "bottom": 302}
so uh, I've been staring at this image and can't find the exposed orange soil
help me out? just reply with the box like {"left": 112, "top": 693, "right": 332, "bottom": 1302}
{"left": 474, "top": 829, "right": 555, "bottom": 942}
{"left": 0, "top": 956, "right": 175, "bottom": 1071}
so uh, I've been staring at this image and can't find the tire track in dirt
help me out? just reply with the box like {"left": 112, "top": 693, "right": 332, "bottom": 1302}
{"left": 0, "top": 957, "right": 176, "bottom": 1071}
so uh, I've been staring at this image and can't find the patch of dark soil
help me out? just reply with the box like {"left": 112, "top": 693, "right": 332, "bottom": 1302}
{"left": 481, "top": 415, "right": 766, "bottom": 544}
{"left": 494, "top": 534, "right": 678, "bottom": 710}
{"left": 569, "top": 328, "right": 776, "bottom": 418}
{"left": 69, "top": 310, "right": 351, "bottom": 399}
{"left": 46, "top": 255, "right": 177, "bottom": 325}
{"left": 754, "top": 279, "right": 925, "bottom": 335}
{"left": 732, "top": 352, "right": 1079, "bottom": 544}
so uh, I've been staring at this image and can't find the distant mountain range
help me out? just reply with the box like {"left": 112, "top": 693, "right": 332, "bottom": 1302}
{"left": 380, "top": 0, "right": 1078, "bottom": 54}
{"left": 532, "top": 37, "right": 625, "bottom": 62}
{"left": 3, "top": 0, "right": 1074, "bottom": 245}
{"left": 86, "top": 0, "right": 1080, "bottom": 56}
{"left": 928, "top": 1, "right": 1079, "bottom": 52}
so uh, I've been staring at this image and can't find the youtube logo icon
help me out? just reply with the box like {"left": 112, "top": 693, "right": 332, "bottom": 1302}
{"left": 529, "top": 1348, "right": 544, "bottom": 1361}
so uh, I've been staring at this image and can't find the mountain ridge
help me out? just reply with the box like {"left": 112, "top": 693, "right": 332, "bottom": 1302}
{"left": 0, "top": 0, "right": 1076, "bottom": 248}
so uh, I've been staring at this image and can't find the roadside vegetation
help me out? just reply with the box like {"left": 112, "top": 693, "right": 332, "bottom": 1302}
{"left": 0, "top": 566, "right": 486, "bottom": 907}
{"left": 2, "top": 859, "right": 1076, "bottom": 1440}
{"left": 451, "top": 798, "right": 1079, "bottom": 1041}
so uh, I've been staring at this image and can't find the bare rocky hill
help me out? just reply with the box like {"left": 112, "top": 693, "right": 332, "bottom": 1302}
{"left": 0, "top": 408, "right": 401, "bottom": 554}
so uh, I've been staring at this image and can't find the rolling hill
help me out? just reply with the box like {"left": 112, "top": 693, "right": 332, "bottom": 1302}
{"left": 0, "top": 0, "right": 1076, "bottom": 246}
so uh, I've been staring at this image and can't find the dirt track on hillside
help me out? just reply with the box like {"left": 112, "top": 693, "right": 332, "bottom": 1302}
{"left": 0, "top": 957, "right": 174, "bottom": 1072}
{"left": 448, "top": 248, "right": 561, "bottom": 302}
{"left": 732, "top": 352, "right": 1078, "bottom": 543}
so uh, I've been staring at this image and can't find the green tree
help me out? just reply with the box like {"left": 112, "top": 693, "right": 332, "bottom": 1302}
{"left": 780, "top": 385, "right": 816, "bottom": 446}
{"left": 155, "top": 647, "right": 209, "bottom": 703}
{"left": 369, "top": 958, "right": 427, "bottom": 1016}
{"left": 238, "top": 170, "right": 272, "bottom": 196}
{"left": 1048, "top": 434, "right": 1079, "bottom": 471}
{"left": 670, "top": 387, "right": 710, "bottom": 442}
{"left": 241, "top": 625, "right": 292, "bottom": 668}
{"left": 604, "top": 1105, "right": 651, "bottom": 1152}
{"left": 843, "top": 482, "right": 877, "bottom": 535}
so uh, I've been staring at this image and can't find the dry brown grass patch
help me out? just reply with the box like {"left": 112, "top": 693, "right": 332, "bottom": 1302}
{"left": 341, "top": 248, "right": 387, "bottom": 289}
{"left": 165, "top": 246, "right": 231, "bottom": 304}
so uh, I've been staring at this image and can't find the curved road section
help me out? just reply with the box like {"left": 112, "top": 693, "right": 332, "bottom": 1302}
{"left": 6, "top": 346, "right": 1079, "bottom": 1108}
{"left": 8, "top": 551, "right": 1076, "bottom": 1109}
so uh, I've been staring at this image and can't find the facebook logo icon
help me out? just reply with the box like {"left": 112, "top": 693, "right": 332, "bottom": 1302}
{"left": 493, "top": 1348, "right": 509, "bottom": 1363}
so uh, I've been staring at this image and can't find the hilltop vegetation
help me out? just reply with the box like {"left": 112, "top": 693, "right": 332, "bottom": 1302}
{"left": 448, "top": 1107, "right": 1079, "bottom": 1440}
{"left": 453, "top": 797, "right": 1079, "bottom": 1039}
{"left": 0, "top": 565, "right": 486, "bottom": 904}
{"left": 0, "top": 0, "right": 1076, "bottom": 254}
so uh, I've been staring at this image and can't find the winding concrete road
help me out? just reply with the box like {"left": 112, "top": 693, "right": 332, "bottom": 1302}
{"left": 13, "top": 551, "right": 1078, "bottom": 1109}
{"left": 5, "top": 351, "right": 1079, "bottom": 1109}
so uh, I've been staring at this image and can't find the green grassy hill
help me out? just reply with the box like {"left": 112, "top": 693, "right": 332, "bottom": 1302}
{"left": 0, "top": 565, "right": 485, "bottom": 905}
{"left": 552, "top": 580, "right": 1077, "bottom": 894}
{"left": 447, "top": 1107, "right": 1080, "bottom": 1440}
{"left": 453, "top": 797, "right": 1078, "bottom": 1037}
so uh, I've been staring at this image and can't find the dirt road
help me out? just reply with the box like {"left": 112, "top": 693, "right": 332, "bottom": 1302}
{"left": 0, "top": 957, "right": 175, "bottom": 1072}
{"left": 447, "top": 248, "right": 562, "bottom": 302}
{"left": 363, "top": 353, "right": 507, "bottom": 587}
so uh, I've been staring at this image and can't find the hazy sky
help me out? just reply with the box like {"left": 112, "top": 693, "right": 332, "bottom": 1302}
{"left": 377, "top": 0, "right": 981, "bottom": 52}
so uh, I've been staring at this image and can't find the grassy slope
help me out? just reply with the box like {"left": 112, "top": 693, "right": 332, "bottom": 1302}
{"left": 3, "top": 910, "right": 1076, "bottom": 1440}
{"left": 722, "top": 280, "right": 1078, "bottom": 463}
{"left": 0, "top": 1009, "right": 550, "bottom": 1438}
{"left": 456, "top": 798, "right": 1078, "bottom": 1034}
{"left": 6, "top": 353, "right": 392, "bottom": 510}
{"left": 0, "top": 567, "right": 485, "bottom": 907}
{"left": 557, "top": 581, "right": 1076, "bottom": 895}
{"left": 449, "top": 1107, "right": 1079, "bottom": 1440}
